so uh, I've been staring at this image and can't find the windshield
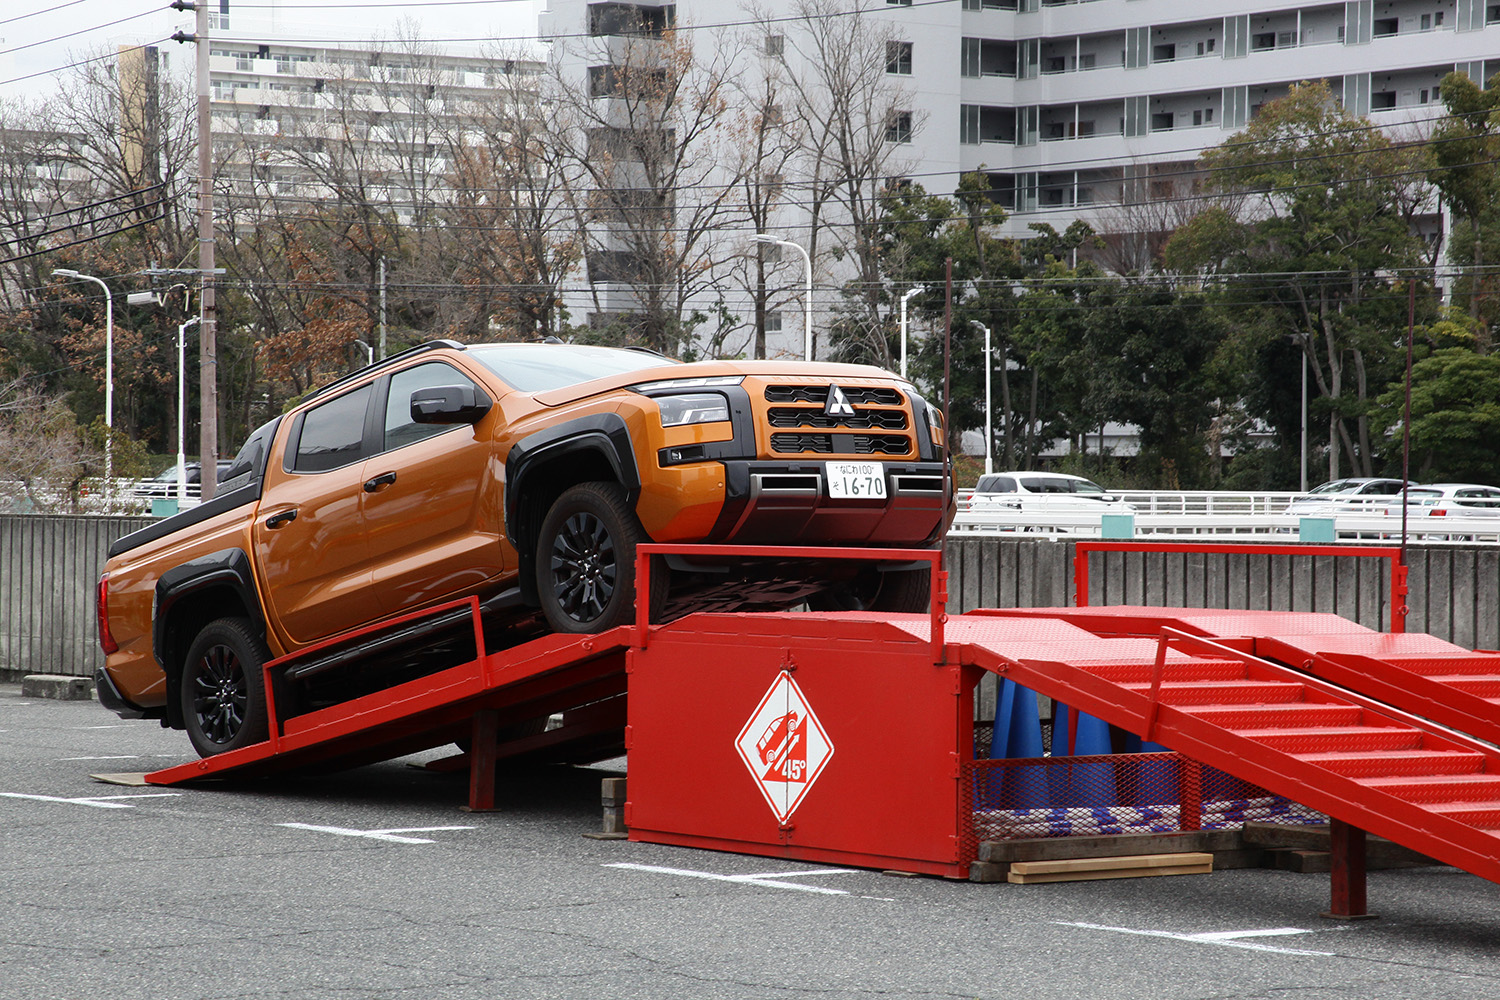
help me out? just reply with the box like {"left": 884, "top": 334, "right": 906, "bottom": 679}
{"left": 468, "top": 344, "right": 677, "bottom": 393}
{"left": 1308, "top": 480, "right": 1360, "bottom": 495}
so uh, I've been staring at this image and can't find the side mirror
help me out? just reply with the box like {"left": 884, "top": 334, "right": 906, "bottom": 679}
{"left": 410, "top": 385, "right": 492, "bottom": 425}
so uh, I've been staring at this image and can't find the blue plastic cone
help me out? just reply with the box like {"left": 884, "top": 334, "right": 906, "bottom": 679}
{"left": 1048, "top": 702, "right": 1116, "bottom": 810}
{"left": 983, "top": 680, "right": 1048, "bottom": 809}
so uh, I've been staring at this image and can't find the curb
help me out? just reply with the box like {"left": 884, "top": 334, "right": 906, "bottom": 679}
{"left": 21, "top": 674, "right": 95, "bottom": 701}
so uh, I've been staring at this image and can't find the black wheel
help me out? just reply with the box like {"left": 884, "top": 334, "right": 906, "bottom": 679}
{"left": 808, "top": 565, "right": 933, "bottom": 614}
{"left": 536, "top": 482, "right": 664, "bottom": 634}
{"left": 180, "top": 617, "right": 270, "bottom": 757}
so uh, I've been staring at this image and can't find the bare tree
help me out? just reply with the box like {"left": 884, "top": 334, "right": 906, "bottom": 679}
{"left": 777, "top": 0, "right": 920, "bottom": 359}
{"left": 548, "top": 17, "right": 748, "bottom": 355}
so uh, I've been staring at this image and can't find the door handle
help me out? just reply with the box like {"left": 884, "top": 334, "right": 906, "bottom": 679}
{"left": 363, "top": 471, "right": 398, "bottom": 493}
{"left": 265, "top": 508, "right": 298, "bottom": 529}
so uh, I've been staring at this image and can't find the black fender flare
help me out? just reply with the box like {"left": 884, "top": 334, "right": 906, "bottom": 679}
{"left": 505, "top": 413, "right": 640, "bottom": 602}
{"left": 154, "top": 547, "right": 265, "bottom": 670}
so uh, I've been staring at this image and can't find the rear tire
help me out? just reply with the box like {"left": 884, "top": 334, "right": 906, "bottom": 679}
{"left": 808, "top": 566, "right": 932, "bottom": 614}
{"left": 536, "top": 482, "right": 664, "bottom": 634}
{"left": 180, "top": 617, "right": 270, "bottom": 758}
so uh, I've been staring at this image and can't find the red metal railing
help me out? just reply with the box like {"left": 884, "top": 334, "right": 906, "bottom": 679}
{"left": 1073, "top": 541, "right": 1409, "bottom": 633}
{"left": 633, "top": 543, "right": 948, "bottom": 662}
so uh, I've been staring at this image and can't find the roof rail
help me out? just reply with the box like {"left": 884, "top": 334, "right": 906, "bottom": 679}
{"left": 304, "top": 339, "right": 466, "bottom": 402}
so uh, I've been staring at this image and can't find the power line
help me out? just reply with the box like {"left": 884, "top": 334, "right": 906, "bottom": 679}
{"left": 0, "top": 4, "right": 162, "bottom": 58}
{"left": 0, "top": 0, "right": 93, "bottom": 27}
{"left": 0, "top": 37, "right": 170, "bottom": 88}
{"left": 0, "top": 212, "right": 164, "bottom": 267}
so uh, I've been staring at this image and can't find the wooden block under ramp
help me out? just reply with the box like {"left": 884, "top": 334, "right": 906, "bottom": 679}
{"left": 1008, "top": 852, "right": 1213, "bottom": 884}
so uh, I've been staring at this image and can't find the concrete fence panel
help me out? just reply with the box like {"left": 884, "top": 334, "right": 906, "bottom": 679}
{"left": 4, "top": 516, "right": 1495, "bottom": 680}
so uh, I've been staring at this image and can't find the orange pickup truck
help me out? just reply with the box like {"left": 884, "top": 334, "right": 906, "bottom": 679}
{"left": 95, "top": 340, "right": 952, "bottom": 756}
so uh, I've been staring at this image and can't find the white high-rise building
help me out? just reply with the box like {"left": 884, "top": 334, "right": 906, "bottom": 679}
{"left": 541, "top": 0, "right": 1496, "bottom": 354}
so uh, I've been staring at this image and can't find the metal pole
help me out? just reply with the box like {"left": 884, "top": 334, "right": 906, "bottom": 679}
{"left": 1300, "top": 351, "right": 1308, "bottom": 493}
{"left": 379, "top": 256, "right": 387, "bottom": 359}
{"left": 177, "top": 317, "right": 199, "bottom": 504}
{"left": 751, "top": 235, "right": 811, "bottom": 360}
{"left": 52, "top": 270, "right": 112, "bottom": 497}
{"left": 900, "top": 287, "right": 921, "bottom": 379}
{"left": 972, "top": 321, "right": 992, "bottom": 476}
{"left": 194, "top": 0, "right": 218, "bottom": 499}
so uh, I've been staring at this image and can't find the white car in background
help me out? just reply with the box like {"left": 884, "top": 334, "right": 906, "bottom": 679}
{"left": 1404, "top": 484, "right": 1500, "bottom": 518}
{"left": 1282, "top": 477, "right": 1415, "bottom": 515}
{"left": 970, "top": 472, "right": 1136, "bottom": 514}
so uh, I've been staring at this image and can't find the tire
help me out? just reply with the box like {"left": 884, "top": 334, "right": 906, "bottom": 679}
{"left": 180, "top": 617, "right": 270, "bottom": 758}
{"left": 536, "top": 482, "right": 664, "bottom": 634}
{"left": 807, "top": 565, "right": 933, "bottom": 614}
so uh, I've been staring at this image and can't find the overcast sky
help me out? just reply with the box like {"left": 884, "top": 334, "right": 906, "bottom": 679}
{"left": 1, "top": 0, "right": 545, "bottom": 100}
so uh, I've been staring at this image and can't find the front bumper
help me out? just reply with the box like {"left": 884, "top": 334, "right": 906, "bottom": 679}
{"left": 706, "top": 460, "right": 952, "bottom": 546}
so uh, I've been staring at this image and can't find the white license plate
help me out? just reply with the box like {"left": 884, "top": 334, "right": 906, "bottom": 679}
{"left": 826, "top": 462, "right": 887, "bottom": 499}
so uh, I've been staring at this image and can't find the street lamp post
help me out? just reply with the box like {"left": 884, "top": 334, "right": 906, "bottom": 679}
{"left": 971, "top": 321, "right": 993, "bottom": 476}
{"left": 899, "top": 287, "right": 922, "bottom": 379}
{"left": 752, "top": 234, "right": 812, "bottom": 361}
{"left": 52, "top": 269, "right": 113, "bottom": 496}
{"left": 176, "top": 317, "right": 201, "bottom": 504}
{"left": 354, "top": 339, "right": 374, "bottom": 367}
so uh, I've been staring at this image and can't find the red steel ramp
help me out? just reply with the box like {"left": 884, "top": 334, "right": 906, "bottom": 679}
{"left": 978, "top": 606, "right": 1500, "bottom": 756}
{"left": 625, "top": 610, "right": 1500, "bottom": 886}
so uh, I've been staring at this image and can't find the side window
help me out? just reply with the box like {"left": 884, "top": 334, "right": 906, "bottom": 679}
{"left": 383, "top": 362, "right": 483, "bottom": 452}
{"left": 994, "top": 476, "right": 1016, "bottom": 493}
{"left": 292, "top": 385, "right": 372, "bottom": 473}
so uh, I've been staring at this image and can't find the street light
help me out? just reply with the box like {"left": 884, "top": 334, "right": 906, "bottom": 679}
{"left": 176, "top": 318, "right": 200, "bottom": 504}
{"left": 971, "top": 320, "right": 993, "bottom": 476}
{"left": 899, "top": 287, "right": 922, "bottom": 379}
{"left": 354, "top": 339, "right": 374, "bottom": 367}
{"left": 752, "top": 234, "right": 812, "bottom": 361}
{"left": 52, "top": 269, "right": 113, "bottom": 496}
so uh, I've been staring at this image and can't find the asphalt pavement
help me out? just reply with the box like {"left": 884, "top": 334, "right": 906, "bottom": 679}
{"left": 2, "top": 682, "right": 1497, "bottom": 1000}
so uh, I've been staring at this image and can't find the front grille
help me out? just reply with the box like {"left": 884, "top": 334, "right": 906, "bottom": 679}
{"left": 770, "top": 433, "right": 911, "bottom": 456}
{"left": 764, "top": 384, "right": 904, "bottom": 406}
{"left": 767, "top": 406, "right": 908, "bottom": 430}
{"left": 771, "top": 433, "right": 834, "bottom": 454}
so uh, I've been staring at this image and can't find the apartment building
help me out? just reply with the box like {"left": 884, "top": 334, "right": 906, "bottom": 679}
{"left": 541, "top": 0, "right": 1496, "bottom": 352}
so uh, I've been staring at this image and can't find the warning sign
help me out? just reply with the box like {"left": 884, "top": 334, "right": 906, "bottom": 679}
{"left": 734, "top": 672, "right": 834, "bottom": 823}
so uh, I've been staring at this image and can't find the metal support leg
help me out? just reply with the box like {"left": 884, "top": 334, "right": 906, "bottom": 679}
{"left": 1323, "top": 818, "right": 1375, "bottom": 920}
{"left": 465, "top": 709, "right": 499, "bottom": 813}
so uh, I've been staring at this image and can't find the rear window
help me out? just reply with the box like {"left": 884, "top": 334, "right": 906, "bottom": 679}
{"left": 976, "top": 475, "right": 1016, "bottom": 493}
{"left": 468, "top": 344, "right": 676, "bottom": 393}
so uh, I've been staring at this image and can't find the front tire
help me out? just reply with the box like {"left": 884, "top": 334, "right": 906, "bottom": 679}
{"left": 180, "top": 617, "right": 270, "bottom": 757}
{"left": 536, "top": 482, "right": 663, "bottom": 634}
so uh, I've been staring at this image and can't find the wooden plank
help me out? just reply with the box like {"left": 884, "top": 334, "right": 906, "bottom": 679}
{"left": 1241, "top": 822, "right": 1437, "bottom": 866}
{"left": 978, "top": 829, "right": 1241, "bottom": 863}
{"left": 1010, "top": 852, "right": 1213, "bottom": 876}
{"left": 1008, "top": 853, "right": 1213, "bottom": 883}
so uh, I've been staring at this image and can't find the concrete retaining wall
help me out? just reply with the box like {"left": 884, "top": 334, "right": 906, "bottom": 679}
{"left": 4, "top": 514, "right": 1496, "bottom": 679}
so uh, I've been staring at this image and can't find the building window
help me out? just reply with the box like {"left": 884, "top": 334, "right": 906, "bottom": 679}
{"left": 1371, "top": 90, "right": 1397, "bottom": 110}
{"left": 1152, "top": 43, "right": 1175, "bottom": 62}
{"left": 766, "top": 34, "right": 784, "bottom": 56}
{"left": 962, "top": 0, "right": 982, "bottom": 9}
{"left": 1373, "top": 17, "right": 1399, "bottom": 35}
{"left": 1251, "top": 32, "right": 1276, "bottom": 50}
{"left": 961, "top": 103, "right": 981, "bottom": 144}
{"left": 765, "top": 311, "right": 783, "bottom": 333}
{"left": 588, "top": 65, "right": 617, "bottom": 97}
{"left": 887, "top": 0, "right": 913, "bottom": 6}
{"left": 885, "top": 110, "right": 913, "bottom": 143}
{"left": 589, "top": 3, "right": 675, "bottom": 37}
{"left": 887, "top": 41, "right": 913, "bottom": 75}
{"left": 962, "top": 38, "right": 981, "bottom": 77}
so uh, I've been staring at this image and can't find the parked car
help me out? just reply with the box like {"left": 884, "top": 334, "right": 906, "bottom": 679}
{"left": 97, "top": 340, "right": 953, "bottom": 756}
{"left": 970, "top": 472, "right": 1135, "bottom": 514}
{"left": 1282, "top": 478, "right": 1416, "bottom": 515}
{"left": 132, "top": 461, "right": 234, "bottom": 499}
{"left": 1403, "top": 484, "right": 1500, "bottom": 518}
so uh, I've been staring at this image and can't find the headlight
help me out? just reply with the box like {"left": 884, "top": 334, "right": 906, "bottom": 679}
{"left": 657, "top": 393, "right": 731, "bottom": 427}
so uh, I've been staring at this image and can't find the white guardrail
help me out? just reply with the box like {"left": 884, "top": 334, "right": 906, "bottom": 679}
{"left": 952, "top": 490, "right": 1500, "bottom": 544}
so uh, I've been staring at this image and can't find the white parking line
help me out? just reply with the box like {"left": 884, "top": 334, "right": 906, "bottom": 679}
{"left": 76, "top": 725, "right": 131, "bottom": 730}
{"left": 0, "top": 792, "right": 181, "bottom": 810}
{"left": 1057, "top": 921, "right": 1349, "bottom": 957}
{"left": 278, "top": 822, "right": 476, "bottom": 844}
{"left": 59, "top": 755, "right": 140, "bottom": 761}
{"left": 605, "top": 862, "right": 862, "bottom": 895}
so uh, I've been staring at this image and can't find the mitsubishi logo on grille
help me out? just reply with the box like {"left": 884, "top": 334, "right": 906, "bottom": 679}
{"left": 824, "top": 384, "right": 855, "bottom": 419}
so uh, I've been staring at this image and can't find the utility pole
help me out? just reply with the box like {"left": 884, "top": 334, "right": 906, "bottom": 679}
{"left": 170, "top": 1, "right": 217, "bottom": 498}
{"left": 379, "top": 257, "right": 387, "bottom": 360}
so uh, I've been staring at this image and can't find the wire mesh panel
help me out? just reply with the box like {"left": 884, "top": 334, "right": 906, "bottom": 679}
{"left": 960, "top": 751, "right": 1325, "bottom": 864}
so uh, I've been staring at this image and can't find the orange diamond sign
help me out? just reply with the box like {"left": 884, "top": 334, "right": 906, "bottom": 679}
{"left": 734, "top": 672, "right": 835, "bottom": 823}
